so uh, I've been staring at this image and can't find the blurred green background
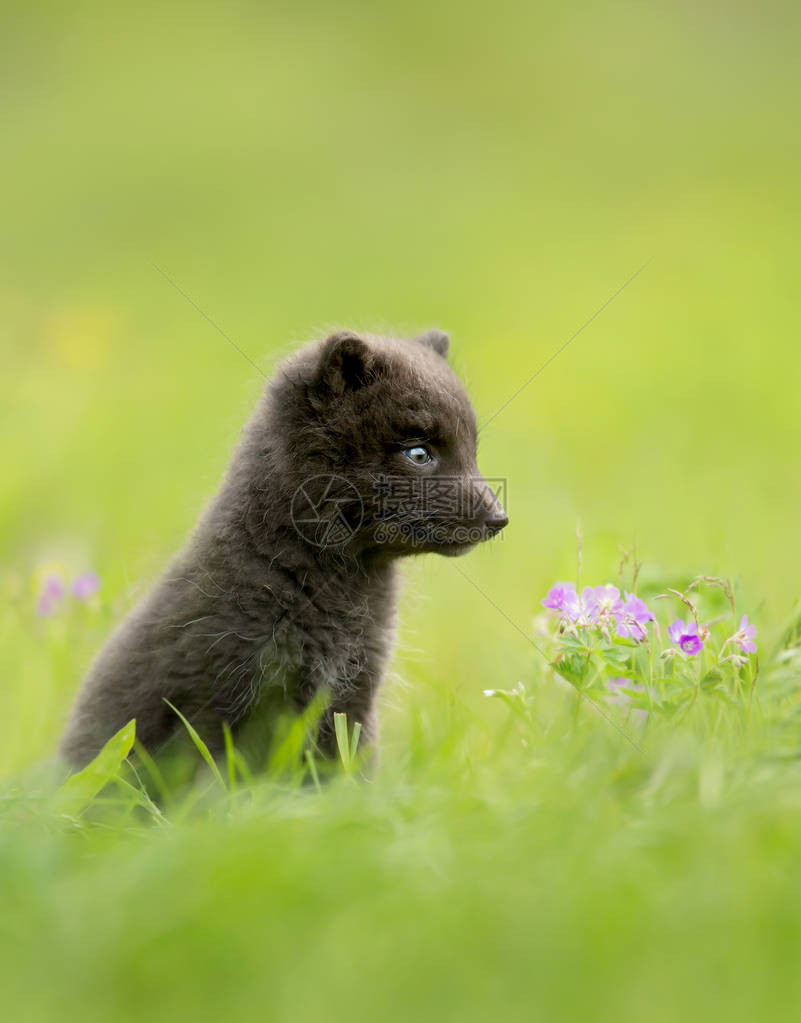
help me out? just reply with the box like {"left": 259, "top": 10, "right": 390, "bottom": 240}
{"left": 3, "top": 4, "right": 801, "bottom": 1021}
{"left": 3, "top": 0, "right": 801, "bottom": 764}
{"left": 4, "top": 0, "right": 801, "bottom": 769}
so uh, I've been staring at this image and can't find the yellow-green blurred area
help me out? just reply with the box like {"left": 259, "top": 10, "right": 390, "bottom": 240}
{"left": 5, "top": 5, "right": 801, "bottom": 1022}
{"left": 4, "top": 0, "right": 801, "bottom": 768}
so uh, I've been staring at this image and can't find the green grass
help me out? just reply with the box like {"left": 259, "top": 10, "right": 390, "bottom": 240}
{"left": 4, "top": 0, "right": 801, "bottom": 1018}
{"left": 4, "top": 605, "right": 801, "bottom": 1023}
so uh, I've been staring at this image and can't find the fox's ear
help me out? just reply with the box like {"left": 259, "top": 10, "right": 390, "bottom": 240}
{"left": 416, "top": 329, "right": 450, "bottom": 358}
{"left": 314, "top": 331, "right": 380, "bottom": 394}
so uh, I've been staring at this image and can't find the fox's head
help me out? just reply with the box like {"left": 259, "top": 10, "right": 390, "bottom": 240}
{"left": 267, "top": 329, "right": 508, "bottom": 557}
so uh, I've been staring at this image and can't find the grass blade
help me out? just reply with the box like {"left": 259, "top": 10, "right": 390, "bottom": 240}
{"left": 349, "top": 720, "right": 362, "bottom": 762}
{"left": 333, "top": 712, "right": 351, "bottom": 770}
{"left": 164, "top": 700, "right": 226, "bottom": 791}
{"left": 132, "top": 738, "right": 170, "bottom": 804}
{"left": 222, "top": 721, "right": 238, "bottom": 792}
{"left": 305, "top": 749, "right": 322, "bottom": 792}
{"left": 54, "top": 719, "right": 137, "bottom": 817}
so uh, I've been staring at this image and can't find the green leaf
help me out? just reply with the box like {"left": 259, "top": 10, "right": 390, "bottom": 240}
{"left": 111, "top": 773, "right": 169, "bottom": 825}
{"left": 558, "top": 635, "right": 593, "bottom": 655}
{"left": 349, "top": 720, "right": 362, "bottom": 762}
{"left": 624, "top": 691, "right": 656, "bottom": 711}
{"left": 304, "top": 749, "right": 322, "bottom": 792}
{"left": 267, "top": 691, "right": 329, "bottom": 777}
{"left": 700, "top": 669, "right": 724, "bottom": 692}
{"left": 54, "top": 719, "right": 137, "bottom": 817}
{"left": 334, "top": 712, "right": 351, "bottom": 769}
{"left": 164, "top": 700, "right": 226, "bottom": 790}
{"left": 222, "top": 721, "right": 237, "bottom": 792}
{"left": 132, "top": 739, "right": 170, "bottom": 804}
{"left": 233, "top": 748, "right": 254, "bottom": 786}
{"left": 600, "top": 647, "right": 631, "bottom": 670}
{"left": 555, "top": 652, "right": 590, "bottom": 686}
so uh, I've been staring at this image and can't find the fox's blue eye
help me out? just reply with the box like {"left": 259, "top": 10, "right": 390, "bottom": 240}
{"left": 402, "top": 445, "right": 432, "bottom": 466}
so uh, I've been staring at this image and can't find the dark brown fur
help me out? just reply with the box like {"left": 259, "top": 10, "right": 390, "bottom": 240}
{"left": 59, "top": 330, "right": 507, "bottom": 767}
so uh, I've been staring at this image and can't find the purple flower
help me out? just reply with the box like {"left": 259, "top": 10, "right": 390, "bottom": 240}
{"left": 616, "top": 591, "right": 655, "bottom": 642}
{"left": 542, "top": 583, "right": 581, "bottom": 620}
{"left": 731, "top": 615, "right": 757, "bottom": 654}
{"left": 668, "top": 619, "right": 704, "bottom": 656}
{"left": 72, "top": 572, "right": 100, "bottom": 601}
{"left": 542, "top": 582, "right": 656, "bottom": 641}
{"left": 582, "top": 584, "right": 623, "bottom": 622}
{"left": 36, "top": 573, "right": 65, "bottom": 617}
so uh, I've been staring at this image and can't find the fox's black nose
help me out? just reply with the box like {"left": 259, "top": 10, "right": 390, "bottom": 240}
{"left": 485, "top": 510, "right": 509, "bottom": 534}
